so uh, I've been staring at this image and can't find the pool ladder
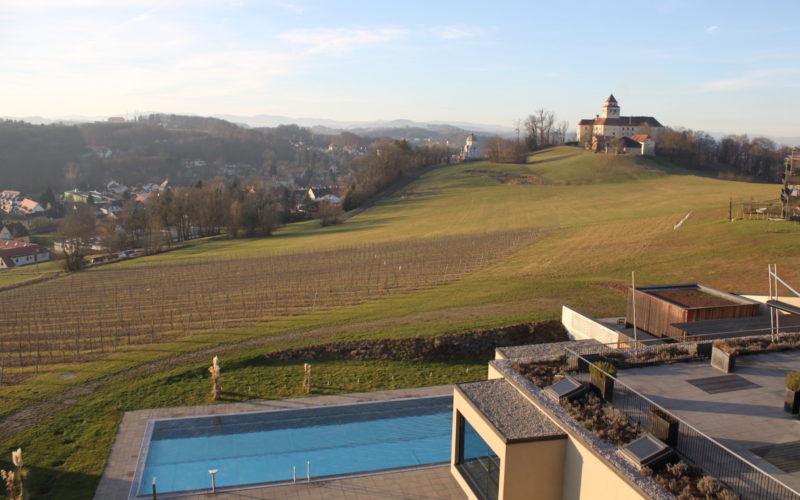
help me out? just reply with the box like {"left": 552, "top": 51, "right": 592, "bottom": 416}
{"left": 150, "top": 460, "right": 313, "bottom": 498}
{"left": 292, "top": 461, "right": 312, "bottom": 483}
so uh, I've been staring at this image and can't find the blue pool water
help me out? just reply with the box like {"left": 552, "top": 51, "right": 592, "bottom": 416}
{"left": 136, "top": 396, "right": 452, "bottom": 495}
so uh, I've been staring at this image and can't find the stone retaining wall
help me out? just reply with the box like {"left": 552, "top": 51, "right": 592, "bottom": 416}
{"left": 264, "top": 320, "right": 567, "bottom": 363}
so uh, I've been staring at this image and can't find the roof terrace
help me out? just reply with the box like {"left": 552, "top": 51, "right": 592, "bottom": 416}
{"left": 619, "top": 349, "right": 800, "bottom": 491}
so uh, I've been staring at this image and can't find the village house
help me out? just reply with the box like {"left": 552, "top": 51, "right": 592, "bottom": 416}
{"left": 0, "top": 190, "right": 21, "bottom": 213}
{"left": 105, "top": 180, "right": 129, "bottom": 196}
{"left": 0, "top": 240, "right": 50, "bottom": 268}
{"left": 16, "top": 198, "right": 44, "bottom": 215}
{"left": 578, "top": 95, "right": 663, "bottom": 154}
{"left": 64, "top": 189, "right": 104, "bottom": 204}
{"left": 0, "top": 223, "right": 30, "bottom": 242}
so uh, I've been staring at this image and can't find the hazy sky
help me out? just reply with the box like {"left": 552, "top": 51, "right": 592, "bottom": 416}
{"left": 2, "top": 0, "right": 800, "bottom": 137}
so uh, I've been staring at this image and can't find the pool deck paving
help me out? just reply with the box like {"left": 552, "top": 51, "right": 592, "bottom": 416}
{"left": 96, "top": 384, "right": 464, "bottom": 500}
{"left": 175, "top": 466, "right": 463, "bottom": 500}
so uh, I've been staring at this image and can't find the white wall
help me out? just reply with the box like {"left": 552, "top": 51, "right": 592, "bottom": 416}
{"left": 561, "top": 305, "right": 620, "bottom": 344}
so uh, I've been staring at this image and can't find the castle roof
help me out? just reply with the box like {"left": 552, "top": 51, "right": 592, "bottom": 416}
{"left": 591, "top": 116, "right": 663, "bottom": 127}
{"left": 604, "top": 94, "right": 618, "bottom": 105}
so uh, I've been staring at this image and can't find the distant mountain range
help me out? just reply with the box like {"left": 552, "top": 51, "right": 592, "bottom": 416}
{"left": 212, "top": 114, "right": 517, "bottom": 137}
{"left": 3, "top": 113, "right": 798, "bottom": 146}
{"left": 1, "top": 113, "right": 516, "bottom": 138}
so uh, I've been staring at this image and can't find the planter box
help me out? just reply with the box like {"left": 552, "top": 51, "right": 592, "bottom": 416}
{"left": 785, "top": 389, "right": 800, "bottom": 414}
{"left": 566, "top": 353, "right": 601, "bottom": 372}
{"left": 711, "top": 346, "right": 735, "bottom": 373}
{"left": 648, "top": 407, "right": 679, "bottom": 446}
{"left": 695, "top": 342, "right": 713, "bottom": 357}
{"left": 590, "top": 372, "right": 614, "bottom": 402}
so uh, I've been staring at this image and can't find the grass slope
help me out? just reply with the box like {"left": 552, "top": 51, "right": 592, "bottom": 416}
{"left": 1, "top": 146, "right": 798, "bottom": 499}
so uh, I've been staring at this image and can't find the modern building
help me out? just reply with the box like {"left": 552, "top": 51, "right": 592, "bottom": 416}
{"left": 450, "top": 284, "right": 800, "bottom": 500}
{"left": 577, "top": 95, "right": 663, "bottom": 151}
{"left": 0, "top": 190, "right": 21, "bottom": 213}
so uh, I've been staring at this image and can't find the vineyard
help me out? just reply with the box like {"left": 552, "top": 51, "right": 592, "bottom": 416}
{"left": 0, "top": 229, "right": 540, "bottom": 381}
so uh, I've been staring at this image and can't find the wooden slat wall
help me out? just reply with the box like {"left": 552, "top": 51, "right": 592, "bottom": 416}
{"left": 626, "top": 290, "right": 759, "bottom": 339}
{"left": 627, "top": 290, "right": 688, "bottom": 338}
{"left": 685, "top": 303, "right": 761, "bottom": 322}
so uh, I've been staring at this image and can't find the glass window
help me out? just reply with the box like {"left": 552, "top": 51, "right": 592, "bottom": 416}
{"left": 456, "top": 412, "right": 500, "bottom": 500}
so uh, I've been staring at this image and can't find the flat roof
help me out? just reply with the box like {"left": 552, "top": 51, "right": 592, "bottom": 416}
{"left": 618, "top": 349, "right": 800, "bottom": 492}
{"left": 673, "top": 314, "right": 800, "bottom": 337}
{"left": 635, "top": 284, "right": 760, "bottom": 309}
{"left": 456, "top": 379, "right": 565, "bottom": 443}
{"left": 497, "top": 339, "right": 602, "bottom": 360}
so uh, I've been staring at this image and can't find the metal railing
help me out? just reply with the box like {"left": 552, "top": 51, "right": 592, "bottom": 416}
{"left": 564, "top": 347, "right": 800, "bottom": 500}
{"left": 564, "top": 326, "right": 800, "bottom": 361}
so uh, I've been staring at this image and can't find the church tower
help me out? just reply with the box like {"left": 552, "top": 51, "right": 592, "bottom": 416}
{"left": 461, "top": 133, "right": 479, "bottom": 161}
{"left": 600, "top": 94, "right": 620, "bottom": 118}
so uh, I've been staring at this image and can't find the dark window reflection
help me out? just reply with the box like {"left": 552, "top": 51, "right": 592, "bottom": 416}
{"left": 457, "top": 413, "right": 500, "bottom": 500}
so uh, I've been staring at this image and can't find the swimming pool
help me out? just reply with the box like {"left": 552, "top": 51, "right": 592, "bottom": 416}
{"left": 134, "top": 395, "right": 453, "bottom": 496}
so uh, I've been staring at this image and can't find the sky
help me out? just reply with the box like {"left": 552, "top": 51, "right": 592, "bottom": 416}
{"left": 2, "top": 0, "right": 800, "bottom": 138}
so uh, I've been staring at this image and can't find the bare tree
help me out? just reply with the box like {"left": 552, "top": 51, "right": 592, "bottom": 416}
{"left": 555, "top": 120, "right": 570, "bottom": 145}
{"left": 56, "top": 203, "right": 96, "bottom": 271}
{"left": 524, "top": 109, "right": 558, "bottom": 149}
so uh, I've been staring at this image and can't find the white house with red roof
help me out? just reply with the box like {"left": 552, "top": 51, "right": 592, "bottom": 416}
{"left": 0, "top": 241, "right": 50, "bottom": 268}
{"left": 577, "top": 95, "right": 663, "bottom": 151}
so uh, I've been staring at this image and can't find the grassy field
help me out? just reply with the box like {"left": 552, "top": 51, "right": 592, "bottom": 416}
{"left": 1, "top": 146, "right": 798, "bottom": 498}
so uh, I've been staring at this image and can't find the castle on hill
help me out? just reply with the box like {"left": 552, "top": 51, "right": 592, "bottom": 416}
{"left": 577, "top": 95, "right": 663, "bottom": 155}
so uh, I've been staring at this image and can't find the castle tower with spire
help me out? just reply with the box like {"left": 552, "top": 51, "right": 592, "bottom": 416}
{"left": 600, "top": 94, "right": 620, "bottom": 118}
{"left": 577, "top": 94, "right": 663, "bottom": 153}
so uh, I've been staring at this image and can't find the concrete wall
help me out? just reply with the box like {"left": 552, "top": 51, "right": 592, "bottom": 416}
{"left": 487, "top": 362, "right": 504, "bottom": 380}
{"left": 502, "top": 439, "right": 565, "bottom": 500}
{"left": 561, "top": 437, "right": 647, "bottom": 500}
{"left": 743, "top": 294, "right": 800, "bottom": 309}
{"left": 451, "top": 390, "right": 507, "bottom": 500}
{"left": 562, "top": 305, "right": 620, "bottom": 344}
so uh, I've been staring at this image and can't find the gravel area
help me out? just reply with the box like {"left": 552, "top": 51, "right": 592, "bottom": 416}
{"left": 456, "top": 379, "right": 565, "bottom": 442}
{"left": 496, "top": 339, "right": 602, "bottom": 360}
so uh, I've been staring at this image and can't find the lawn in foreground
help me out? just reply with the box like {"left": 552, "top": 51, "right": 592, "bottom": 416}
{"left": 6, "top": 357, "right": 485, "bottom": 500}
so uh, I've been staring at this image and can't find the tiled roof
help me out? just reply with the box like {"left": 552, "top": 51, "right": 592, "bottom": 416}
{"left": 586, "top": 116, "right": 663, "bottom": 127}
{"left": 0, "top": 222, "right": 29, "bottom": 238}
{"left": 0, "top": 242, "right": 48, "bottom": 267}
{"left": 630, "top": 134, "right": 651, "bottom": 142}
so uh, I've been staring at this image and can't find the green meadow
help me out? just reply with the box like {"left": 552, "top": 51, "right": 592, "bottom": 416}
{"left": 0, "top": 146, "right": 797, "bottom": 499}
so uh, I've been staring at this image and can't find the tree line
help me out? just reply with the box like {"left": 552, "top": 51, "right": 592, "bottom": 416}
{"left": 342, "top": 139, "right": 451, "bottom": 210}
{"left": 658, "top": 128, "right": 791, "bottom": 181}
{"left": 57, "top": 180, "right": 284, "bottom": 270}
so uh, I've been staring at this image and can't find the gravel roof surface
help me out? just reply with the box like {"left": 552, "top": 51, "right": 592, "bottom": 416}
{"left": 497, "top": 339, "right": 603, "bottom": 360}
{"left": 457, "top": 379, "right": 565, "bottom": 442}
